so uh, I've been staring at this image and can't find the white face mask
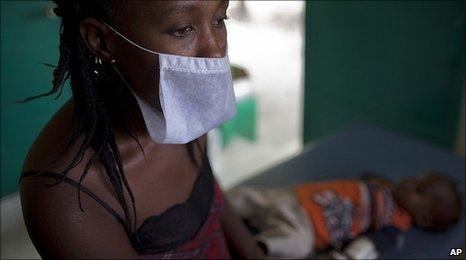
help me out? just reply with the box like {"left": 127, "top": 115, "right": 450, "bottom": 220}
{"left": 104, "top": 23, "right": 237, "bottom": 144}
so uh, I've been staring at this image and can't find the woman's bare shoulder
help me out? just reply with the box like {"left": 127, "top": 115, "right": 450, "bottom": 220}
{"left": 20, "top": 140, "right": 139, "bottom": 258}
{"left": 21, "top": 97, "right": 107, "bottom": 187}
{"left": 20, "top": 95, "right": 126, "bottom": 213}
{"left": 22, "top": 98, "right": 84, "bottom": 175}
{"left": 18, "top": 101, "right": 139, "bottom": 257}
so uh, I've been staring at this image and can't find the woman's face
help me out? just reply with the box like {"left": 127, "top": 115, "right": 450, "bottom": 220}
{"left": 102, "top": 0, "right": 229, "bottom": 108}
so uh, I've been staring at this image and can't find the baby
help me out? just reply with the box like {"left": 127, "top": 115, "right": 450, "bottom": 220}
{"left": 227, "top": 171, "right": 462, "bottom": 258}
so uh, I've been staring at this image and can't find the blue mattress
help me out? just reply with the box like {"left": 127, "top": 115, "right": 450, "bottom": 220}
{"left": 239, "top": 125, "right": 465, "bottom": 258}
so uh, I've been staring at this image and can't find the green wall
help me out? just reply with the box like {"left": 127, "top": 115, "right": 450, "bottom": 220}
{"left": 1, "top": 1, "right": 69, "bottom": 197}
{"left": 303, "top": 1, "right": 465, "bottom": 147}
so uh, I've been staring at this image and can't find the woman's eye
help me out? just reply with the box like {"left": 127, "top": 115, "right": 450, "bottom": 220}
{"left": 170, "top": 27, "right": 194, "bottom": 37}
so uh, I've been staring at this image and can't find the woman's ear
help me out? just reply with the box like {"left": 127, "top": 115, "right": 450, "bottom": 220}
{"left": 79, "top": 18, "right": 115, "bottom": 62}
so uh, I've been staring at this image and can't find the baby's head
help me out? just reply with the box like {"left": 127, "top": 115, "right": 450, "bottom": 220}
{"left": 394, "top": 171, "right": 462, "bottom": 231}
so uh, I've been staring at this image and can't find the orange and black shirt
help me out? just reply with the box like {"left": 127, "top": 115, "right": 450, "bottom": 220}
{"left": 294, "top": 179, "right": 411, "bottom": 250}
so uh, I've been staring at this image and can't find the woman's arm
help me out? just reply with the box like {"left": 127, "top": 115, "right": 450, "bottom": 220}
{"left": 221, "top": 196, "right": 265, "bottom": 259}
{"left": 20, "top": 176, "right": 141, "bottom": 259}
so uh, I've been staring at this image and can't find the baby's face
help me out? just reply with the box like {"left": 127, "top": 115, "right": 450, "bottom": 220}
{"left": 394, "top": 173, "right": 453, "bottom": 229}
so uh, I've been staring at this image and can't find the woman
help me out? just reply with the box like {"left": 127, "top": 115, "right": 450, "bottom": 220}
{"left": 19, "top": 1, "right": 264, "bottom": 258}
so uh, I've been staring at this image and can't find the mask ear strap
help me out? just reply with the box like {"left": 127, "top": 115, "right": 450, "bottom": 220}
{"left": 102, "top": 21, "right": 160, "bottom": 55}
{"left": 112, "top": 64, "right": 161, "bottom": 111}
{"left": 111, "top": 64, "right": 134, "bottom": 91}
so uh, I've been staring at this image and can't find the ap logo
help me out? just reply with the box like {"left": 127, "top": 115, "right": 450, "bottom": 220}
{"left": 450, "top": 248, "right": 463, "bottom": 256}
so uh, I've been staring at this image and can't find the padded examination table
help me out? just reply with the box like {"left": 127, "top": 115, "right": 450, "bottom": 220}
{"left": 239, "top": 125, "right": 465, "bottom": 258}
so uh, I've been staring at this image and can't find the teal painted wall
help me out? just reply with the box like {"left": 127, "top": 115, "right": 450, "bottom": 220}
{"left": 303, "top": 1, "right": 465, "bottom": 147}
{"left": 1, "top": 1, "right": 69, "bottom": 197}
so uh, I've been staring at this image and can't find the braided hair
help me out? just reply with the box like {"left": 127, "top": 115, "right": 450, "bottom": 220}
{"left": 18, "top": 0, "right": 202, "bottom": 233}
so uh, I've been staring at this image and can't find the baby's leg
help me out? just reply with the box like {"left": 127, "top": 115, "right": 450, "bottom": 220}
{"left": 227, "top": 186, "right": 315, "bottom": 258}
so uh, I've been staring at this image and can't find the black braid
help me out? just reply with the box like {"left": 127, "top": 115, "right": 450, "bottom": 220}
{"left": 18, "top": 0, "right": 202, "bottom": 233}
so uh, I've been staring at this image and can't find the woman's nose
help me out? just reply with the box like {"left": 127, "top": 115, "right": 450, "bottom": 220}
{"left": 196, "top": 27, "right": 226, "bottom": 58}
